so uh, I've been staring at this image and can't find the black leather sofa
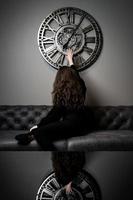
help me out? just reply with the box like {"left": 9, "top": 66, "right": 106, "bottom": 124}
{"left": 0, "top": 105, "right": 133, "bottom": 151}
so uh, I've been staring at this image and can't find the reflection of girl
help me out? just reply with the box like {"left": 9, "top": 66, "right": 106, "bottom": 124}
{"left": 51, "top": 151, "right": 85, "bottom": 195}
{"left": 15, "top": 49, "right": 93, "bottom": 149}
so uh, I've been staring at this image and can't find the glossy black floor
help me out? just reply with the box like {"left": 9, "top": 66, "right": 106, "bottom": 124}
{"left": 0, "top": 151, "right": 133, "bottom": 200}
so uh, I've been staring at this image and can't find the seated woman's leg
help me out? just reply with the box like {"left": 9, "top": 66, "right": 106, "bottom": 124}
{"left": 33, "top": 113, "right": 84, "bottom": 149}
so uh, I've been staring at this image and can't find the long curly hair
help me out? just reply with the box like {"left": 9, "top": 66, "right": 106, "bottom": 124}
{"left": 52, "top": 66, "right": 86, "bottom": 110}
{"left": 51, "top": 151, "right": 85, "bottom": 186}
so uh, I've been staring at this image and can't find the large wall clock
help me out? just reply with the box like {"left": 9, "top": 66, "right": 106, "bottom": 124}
{"left": 37, "top": 7, "right": 103, "bottom": 71}
{"left": 36, "top": 170, "right": 101, "bottom": 200}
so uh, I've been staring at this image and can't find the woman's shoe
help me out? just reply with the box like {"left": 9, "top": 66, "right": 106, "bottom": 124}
{"left": 15, "top": 133, "right": 34, "bottom": 145}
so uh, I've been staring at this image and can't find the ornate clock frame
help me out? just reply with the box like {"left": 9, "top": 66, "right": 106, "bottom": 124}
{"left": 36, "top": 170, "right": 101, "bottom": 200}
{"left": 37, "top": 7, "right": 103, "bottom": 71}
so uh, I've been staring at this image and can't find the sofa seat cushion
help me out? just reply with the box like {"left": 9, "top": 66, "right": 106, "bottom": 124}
{"left": 67, "top": 130, "right": 133, "bottom": 151}
{"left": 1, "top": 130, "right": 133, "bottom": 151}
{"left": 0, "top": 131, "right": 67, "bottom": 151}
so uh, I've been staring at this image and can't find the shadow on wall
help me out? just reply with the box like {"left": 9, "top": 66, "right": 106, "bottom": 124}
{"left": 85, "top": 76, "right": 100, "bottom": 106}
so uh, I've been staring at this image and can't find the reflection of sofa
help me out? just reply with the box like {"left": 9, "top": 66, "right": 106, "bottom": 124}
{"left": 0, "top": 105, "right": 133, "bottom": 151}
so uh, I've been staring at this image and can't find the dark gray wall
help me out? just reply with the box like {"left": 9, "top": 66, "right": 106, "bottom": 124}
{"left": 0, "top": 1, "right": 133, "bottom": 199}
{"left": 0, "top": 151, "right": 133, "bottom": 200}
{"left": 0, "top": 0, "right": 133, "bottom": 105}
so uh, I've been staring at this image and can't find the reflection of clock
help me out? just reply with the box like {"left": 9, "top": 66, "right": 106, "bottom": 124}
{"left": 36, "top": 170, "right": 101, "bottom": 200}
{"left": 37, "top": 7, "right": 103, "bottom": 71}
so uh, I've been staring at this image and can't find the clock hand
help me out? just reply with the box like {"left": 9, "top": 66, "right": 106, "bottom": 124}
{"left": 63, "top": 14, "right": 86, "bottom": 50}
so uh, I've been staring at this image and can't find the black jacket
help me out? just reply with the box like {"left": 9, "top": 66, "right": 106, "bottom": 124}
{"left": 37, "top": 65, "right": 94, "bottom": 130}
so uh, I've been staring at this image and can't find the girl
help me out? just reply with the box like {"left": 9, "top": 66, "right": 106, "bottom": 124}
{"left": 15, "top": 49, "right": 93, "bottom": 149}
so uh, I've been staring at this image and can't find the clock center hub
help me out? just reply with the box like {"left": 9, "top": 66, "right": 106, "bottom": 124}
{"left": 55, "top": 25, "right": 85, "bottom": 55}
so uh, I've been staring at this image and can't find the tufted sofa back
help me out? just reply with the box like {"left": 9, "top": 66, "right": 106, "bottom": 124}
{"left": 0, "top": 105, "right": 133, "bottom": 131}
{"left": 0, "top": 105, "right": 52, "bottom": 130}
{"left": 92, "top": 106, "right": 133, "bottom": 130}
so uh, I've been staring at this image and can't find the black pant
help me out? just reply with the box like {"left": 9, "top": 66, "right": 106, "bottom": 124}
{"left": 32, "top": 113, "right": 87, "bottom": 150}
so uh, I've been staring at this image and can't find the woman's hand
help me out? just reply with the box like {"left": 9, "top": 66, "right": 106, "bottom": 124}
{"left": 66, "top": 49, "right": 74, "bottom": 66}
{"left": 65, "top": 181, "right": 72, "bottom": 194}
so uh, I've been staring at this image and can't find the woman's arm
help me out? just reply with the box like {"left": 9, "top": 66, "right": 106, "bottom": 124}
{"left": 66, "top": 49, "right": 74, "bottom": 66}
{"left": 66, "top": 48, "right": 86, "bottom": 96}
{"left": 36, "top": 106, "right": 63, "bottom": 128}
{"left": 29, "top": 106, "right": 63, "bottom": 131}
{"left": 66, "top": 49, "right": 78, "bottom": 70}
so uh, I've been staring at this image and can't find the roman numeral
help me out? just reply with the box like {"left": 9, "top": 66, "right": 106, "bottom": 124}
{"left": 66, "top": 9, "right": 75, "bottom": 24}
{"left": 82, "top": 185, "right": 91, "bottom": 194}
{"left": 78, "top": 14, "right": 85, "bottom": 27}
{"left": 86, "top": 37, "right": 96, "bottom": 43}
{"left": 51, "top": 178, "right": 60, "bottom": 189}
{"left": 47, "top": 48, "right": 58, "bottom": 58}
{"left": 85, "top": 191, "right": 94, "bottom": 198}
{"left": 69, "top": 9, "right": 75, "bottom": 24}
{"left": 43, "top": 188, "right": 53, "bottom": 197}
{"left": 56, "top": 54, "right": 65, "bottom": 65}
{"left": 83, "top": 25, "right": 93, "bottom": 34}
{"left": 84, "top": 46, "right": 93, "bottom": 55}
{"left": 53, "top": 13, "right": 64, "bottom": 26}
{"left": 45, "top": 45, "right": 57, "bottom": 55}
{"left": 74, "top": 54, "right": 86, "bottom": 64}
{"left": 42, "top": 36, "right": 54, "bottom": 44}
{"left": 45, "top": 24, "right": 56, "bottom": 33}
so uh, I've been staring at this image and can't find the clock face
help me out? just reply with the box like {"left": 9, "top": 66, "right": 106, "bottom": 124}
{"left": 36, "top": 170, "right": 101, "bottom": 200}
{"left": 38, "top": 7, "right": 103, "bottom": 71}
